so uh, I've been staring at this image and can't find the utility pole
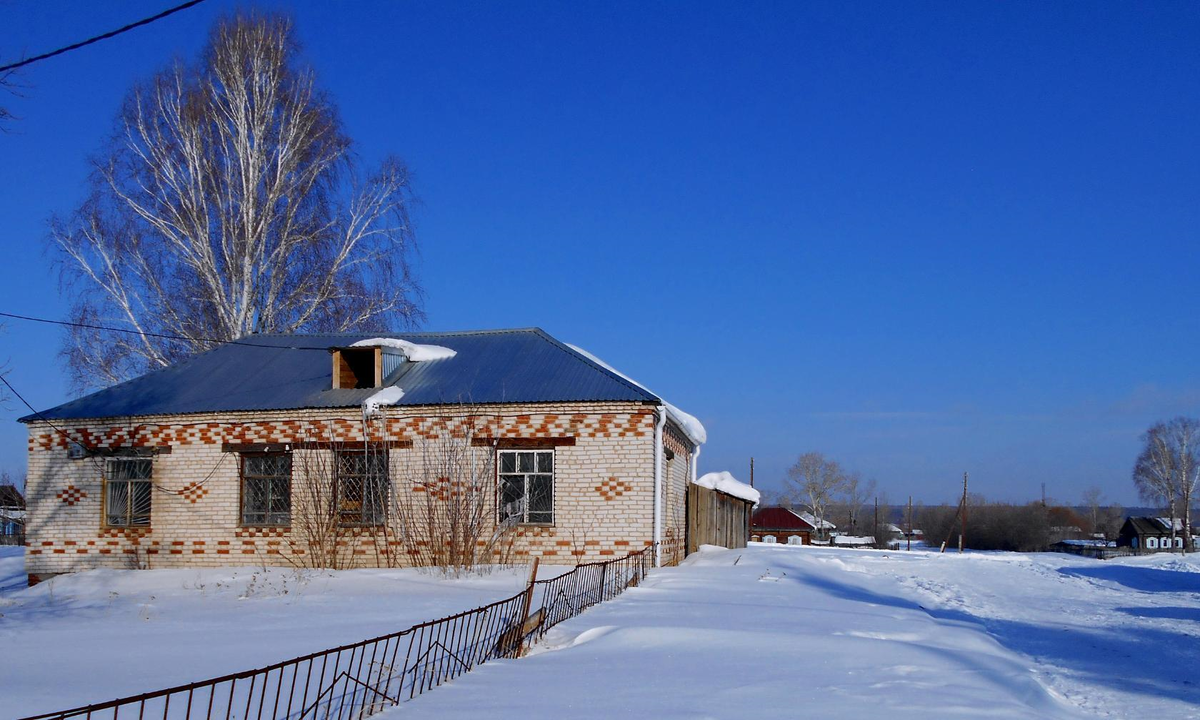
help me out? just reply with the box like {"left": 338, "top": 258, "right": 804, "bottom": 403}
{"left": 874, "top": 496, "right": 879, "bottom": 546}
{"left": 1041, "top": 482, "right": 1046, "bottom": 507}
{"left": 749, "top": 457, "right": 755, "bottom": 487}
{"left": 907, "top": 495, "right": 912, "bottom": 551}
{"left": 959, "top": 472, "right": 968, "bottom": 553}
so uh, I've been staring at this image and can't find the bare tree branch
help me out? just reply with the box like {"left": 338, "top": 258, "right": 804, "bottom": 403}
{"left": 49, "top": 11, "right": 423, "bottom": 392}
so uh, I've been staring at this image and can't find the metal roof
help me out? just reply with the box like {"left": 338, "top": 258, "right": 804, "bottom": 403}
{"left": 751, "top": 506, "right": 816, "bottom": 531}
{"left": 21, "top": 328, "right": 661, "bottom": 422}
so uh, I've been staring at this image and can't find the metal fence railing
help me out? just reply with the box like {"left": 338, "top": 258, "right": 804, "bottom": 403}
{"left": 20, "top": 546, "right": 653, "bottom": 720}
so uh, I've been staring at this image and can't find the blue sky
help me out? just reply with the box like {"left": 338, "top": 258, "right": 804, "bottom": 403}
{"left": 1, "top": 1, "right": 1197, "bottom": 506}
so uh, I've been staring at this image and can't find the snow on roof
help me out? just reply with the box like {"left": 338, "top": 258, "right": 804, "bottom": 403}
{"left": 694, "top": 471, "right": 760, "bottom": 504}
{"left": 350, "top": 337, "right": 457, "bottom": 361}
{"left": 1156, "top": 517, "right": 1185, "bottom": 532}
{"left": 833, "top": 535, "right": 875, "bottom": 546}
{"left": 362, "top": 386, "right": 405, "bottom": 417}
{"left": 1058, "top": 539, "right": 1114, "bottom": 547}
{"left": 566, "top": 343, "right": 706, "bottom": 445}
{"left": 797, "top": 511, "right": 836, "bottom": 530}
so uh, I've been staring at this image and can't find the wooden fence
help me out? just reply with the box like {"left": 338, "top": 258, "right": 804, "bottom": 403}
{"left": 687, "top": 484, "right": 752, "bottom": 555}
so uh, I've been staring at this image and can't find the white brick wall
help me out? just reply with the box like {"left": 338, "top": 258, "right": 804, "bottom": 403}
{"left": 24, "top": 402, "right": 693, "bottom": 579}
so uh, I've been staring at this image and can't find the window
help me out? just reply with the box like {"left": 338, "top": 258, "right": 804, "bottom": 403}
{"left": 241, "top": 454, "right": 292, "bottom": 526}
{"left": 1147, "top": 537, "right": 1158, "bottom": 549}
{"left": 1176, "top": 537, "right": 1185, "bottom": 549}
{"left": 336, "top": 449, "right": 389, "bottom": 525}
{"left": 498, "top": 449, "right": 553, "bottom": 524}
{"left": 105, "top": 458, "right": 152, "bottom": 526}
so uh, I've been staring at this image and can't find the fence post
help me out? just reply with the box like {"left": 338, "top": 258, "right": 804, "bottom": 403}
{"left": 515, "top": 558, "right": 539, "bottom": 658}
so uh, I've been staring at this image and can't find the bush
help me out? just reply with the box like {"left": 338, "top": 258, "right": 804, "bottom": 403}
{"left": 918, "top": 500, "right": 1068, "bottom": 552}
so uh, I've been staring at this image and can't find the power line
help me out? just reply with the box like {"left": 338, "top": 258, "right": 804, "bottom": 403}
{"left": 0, "top": 311, "right": 330, "bottom": 352}
{"left": 3, "top": 369, "right": 230, "bottom": 494}
{"left": 0, "top": 0, "right": 208, "bottom": 74}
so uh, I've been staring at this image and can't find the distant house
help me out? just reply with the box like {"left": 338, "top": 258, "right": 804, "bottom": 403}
{"left": 0, "top": 484, "right": 24, "bottom": 545}
{"left": 750, "top": 506, "right": 835, "bottom": 545}
{"left": 1116, "top": 517, "right": 1196, "bottom": 553}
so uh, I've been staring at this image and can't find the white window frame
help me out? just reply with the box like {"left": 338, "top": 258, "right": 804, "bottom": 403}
{"left": 497, "top": 448, "right": 555, "bottom": 525}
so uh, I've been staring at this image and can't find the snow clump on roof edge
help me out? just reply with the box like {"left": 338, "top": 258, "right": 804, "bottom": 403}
{"left": 565, "top": 343, "right": 706, "bottom": 445}
{"left": 350, "top": 337, "right": 457, "bottom": 361}
{"left": 694, "top": 471, "right": 760, "bottom": 505}
{"left": 362, "top": 386, "right": 405, "bottom": 417}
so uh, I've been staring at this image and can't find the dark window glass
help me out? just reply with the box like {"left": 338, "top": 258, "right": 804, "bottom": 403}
{"left": 336, "top": 449, "right": 389, "bottom": 525}
{"left": 241, "top": 454, "right": 292, "bottom": 526}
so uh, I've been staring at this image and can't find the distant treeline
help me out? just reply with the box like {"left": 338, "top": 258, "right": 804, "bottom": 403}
{"left": 917, "top": 497, "right": 1126, "bottom": 552}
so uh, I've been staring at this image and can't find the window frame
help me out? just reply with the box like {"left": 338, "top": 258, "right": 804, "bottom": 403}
{"left": 334, "top": 447, "right": 390, "bottom": 527}
{"left": 239, "top": 452, "right": 293, "bottom": 528}
{"left": 103, "top": 457, "right": 153, "bottom": 528}
{"left": 496, "top": 448, "right": 555, "bottom": 526}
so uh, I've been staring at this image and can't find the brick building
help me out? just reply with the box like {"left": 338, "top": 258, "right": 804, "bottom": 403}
{"left": 21, "top": 329, "right": 705, "bottom": 584}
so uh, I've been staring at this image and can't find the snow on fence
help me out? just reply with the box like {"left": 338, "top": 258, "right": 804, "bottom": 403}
{"left": 18, "top": 547, "right": 653, "bottom": 720}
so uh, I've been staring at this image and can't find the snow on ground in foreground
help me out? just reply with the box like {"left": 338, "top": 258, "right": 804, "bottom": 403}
{"left": 0, "top": 547, "right": 534, "bottom": 718}
{"left": 386, "top": 544, "right": 1200, "bottom": 720}
{"left": 6, "top": 545, "right": 1200, "bottom": 719}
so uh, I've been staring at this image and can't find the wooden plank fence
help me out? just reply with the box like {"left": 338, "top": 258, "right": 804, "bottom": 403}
{"left": 687, "top": 484, "right": 752, "bottom": 555}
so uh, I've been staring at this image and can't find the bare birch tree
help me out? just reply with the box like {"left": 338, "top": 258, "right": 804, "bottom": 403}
{"left": 1133, "top": 422, "right": 1180, "bottom": 551}
{"left": 1080, "top": 486, "right": 1103, "bottom": 536}
{"left": 837, "top": 472, "right": 875, "bottom": 534}
{"left": 784, "top": 452, "right": 846, "bottom": 542}
{"left": 49, "top": 11, "right": 422, "bottom": 392}
{"left": 1166, "top": 417, "right": 1200, "bottom": 552}
{"left": 0, "top": 66, "right": 18, "bottom": 129}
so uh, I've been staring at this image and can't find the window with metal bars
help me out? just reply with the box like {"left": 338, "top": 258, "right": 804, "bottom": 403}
{"left": 240, "top": 454, "right": 292, "bottom": 526}
{"left": 498, "top": 449, "right": 554, "bottom": 524}
{"left": 336, "top": 449, "right": 389, "bottom": 526}
{"left": 105, "top": 458, "right": 152, "bottom": 527}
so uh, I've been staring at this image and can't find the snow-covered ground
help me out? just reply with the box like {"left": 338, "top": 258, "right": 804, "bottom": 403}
{"left": 389, "top": 543, "right": 1200, "bottom": 719}
{"left": 5, "top": 543, "right": 1199, "bottom": 719}
{"left": 0, "top": 547, "right": 536, "bottom": 718}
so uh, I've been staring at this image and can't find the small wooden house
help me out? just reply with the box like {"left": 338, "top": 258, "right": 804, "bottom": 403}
{"left": 1116, "top": 517, "right": 1196, "bottom": 553}
{"left": 750, "top": 506, "right": 834, "bottom": 545}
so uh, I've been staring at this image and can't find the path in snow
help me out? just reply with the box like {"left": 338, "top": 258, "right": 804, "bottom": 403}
{"left": 385, "top": 544, "right": 1200, "bottom": 719}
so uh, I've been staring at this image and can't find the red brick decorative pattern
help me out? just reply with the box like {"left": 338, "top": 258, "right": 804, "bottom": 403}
{"left": 31, "top": 412, "right": 655, "bottom": 452}
{"left": 180, "top": 482, "right": 208, "bottom": 503}
{"left": 56, "top": 485, "right": 87, "bottom": 505}
{"left": 595, "top": 476, "right": 632, "bottom": 501}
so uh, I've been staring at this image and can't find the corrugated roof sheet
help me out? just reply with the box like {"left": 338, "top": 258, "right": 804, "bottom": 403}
{"left": 21, "top": 328, "right": 661, "bottom": 422}
{"left": 751, "top": 506, "right": 815, "bottom": 531}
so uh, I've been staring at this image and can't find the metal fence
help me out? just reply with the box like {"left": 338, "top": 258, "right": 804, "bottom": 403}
{"left": 20, "top": 547, "right": 653, "bottom": 720}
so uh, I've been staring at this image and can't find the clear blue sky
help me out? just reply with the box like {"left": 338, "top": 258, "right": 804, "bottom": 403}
{"left": 1, "top": 1, "right": 1197, "bottom": 506}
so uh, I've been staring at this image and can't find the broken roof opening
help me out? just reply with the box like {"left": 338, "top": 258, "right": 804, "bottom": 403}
{"left": 332, "top": 347, "right": 379, "bottom": 389}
